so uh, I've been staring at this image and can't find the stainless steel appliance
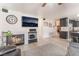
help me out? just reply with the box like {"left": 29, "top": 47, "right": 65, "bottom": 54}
{"left": 28, "top": 29, "right": 37, "bottom": 43}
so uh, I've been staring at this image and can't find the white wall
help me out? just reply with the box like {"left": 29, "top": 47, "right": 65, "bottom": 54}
{"left": 0, "top": 3, "right": 64, "bottom": 40}
{"left": 42, "top": 19, "right": 53, "bottom": 38}
{"left": 59, "top": 3, "right": 79, "bottom": 18}
{"left": 0, "top": 8, "right": 39, "bottom": 46}
{"left": 0, "top": 3, "right": 66, "bottom": 45}
{"left": 0, "top": 8, "right": 55, "bottom": 46}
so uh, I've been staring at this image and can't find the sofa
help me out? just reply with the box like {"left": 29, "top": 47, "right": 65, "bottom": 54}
{"left": 0, "top": 45, "right": 21, "bottom": 56}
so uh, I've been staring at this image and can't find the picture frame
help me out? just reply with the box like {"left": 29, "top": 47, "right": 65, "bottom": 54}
{"left": 49, "top": 23, "right": 52, "bottom": 27}
{"left": 44, "top": 22, "right": 48, "bottom": 26}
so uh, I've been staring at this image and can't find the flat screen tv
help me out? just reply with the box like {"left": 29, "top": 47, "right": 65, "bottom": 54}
{"left": 22, "top": 16, "right": 38, "bottom": 27}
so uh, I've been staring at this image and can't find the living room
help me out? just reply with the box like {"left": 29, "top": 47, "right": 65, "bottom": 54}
{"left": 1, "top": 3, "right": 79, "bottom": 56}
{"left": 0, "top": 3, "right": 54, "bottom": 56}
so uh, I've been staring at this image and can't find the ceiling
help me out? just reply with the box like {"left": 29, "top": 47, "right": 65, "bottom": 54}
{"left": 1, "top": 3, "right": 79, "bottom": 23}
{"left": 0, "top": 3, "right": 65, "bottom": 18}
{"left": 0, "top": 3, "right": 42, "bottom": 15}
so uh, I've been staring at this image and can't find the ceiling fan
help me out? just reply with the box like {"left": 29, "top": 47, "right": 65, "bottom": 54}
{"left": 41, "top": 3, "right": 63, "bottom": 7}
{"left": 41, "top": 3, "right": 47, "bottom": 7}
{"left": 58, "top": 3, "right": 63, "bottom": 5}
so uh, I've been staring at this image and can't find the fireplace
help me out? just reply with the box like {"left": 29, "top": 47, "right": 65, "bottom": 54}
{"left": 6, "top": 34, "right": 24, "bottom": 45}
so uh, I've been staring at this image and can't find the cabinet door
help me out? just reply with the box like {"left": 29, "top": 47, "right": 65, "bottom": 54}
{"left": 60, "top": 17, "right": 67, "bottom": 27}
{"left": 73, "top": 21, "right": 77, "bottom": 27}
{"left": 69, "top": 20, "right": 74, "bottom": 24}
{"left": 69, "top": 20, "right": 75, "bottom": 27}
{"left": 69, "top": 20, "right": 79, "bottom": 27}
{"left": 76, "top": 21, "right": 79, "bottom": 27}
{"left": 59, "top": 31, "right": 68, "bottom": 39}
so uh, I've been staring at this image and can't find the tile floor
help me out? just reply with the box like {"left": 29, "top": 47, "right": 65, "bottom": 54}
{"left": 17, "top": 35, "right": 69, "bottom": 56}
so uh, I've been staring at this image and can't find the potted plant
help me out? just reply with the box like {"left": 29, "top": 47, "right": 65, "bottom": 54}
{"left": 2, "top": 31, "right": 13, "bottom": 46}
{"left": 4, "top": 31, "right": 12, "bottom": 37}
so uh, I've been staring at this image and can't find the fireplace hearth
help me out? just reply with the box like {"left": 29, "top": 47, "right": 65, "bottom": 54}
{"left": 6, "top": 34, "right": 24, "bottom": 45}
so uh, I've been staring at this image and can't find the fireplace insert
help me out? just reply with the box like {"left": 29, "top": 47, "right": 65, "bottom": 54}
{"left": 6, "top": 34, "right": 24, "bottom": 45}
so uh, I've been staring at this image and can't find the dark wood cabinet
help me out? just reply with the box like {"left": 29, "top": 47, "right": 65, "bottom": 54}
{"left": 59, "top": 31, "right": 68, "bottom": 39}
{"left": 71, "top": 32, "right": 79, "bottom": 43}
{"left": 60, "top": 17, "right": 68, "bottom": 27}
{"left": 76, "top": 21, "right": 79, "bottom": 27}
{"left": 73, "top": 21, "right": 77, "bottom": 27}
{"left": 69, "top": 20, "right": 79, "bottom": 27}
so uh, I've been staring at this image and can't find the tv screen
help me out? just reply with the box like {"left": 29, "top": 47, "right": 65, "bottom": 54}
{"left": 22, "top": 16, "right": 38, "bottom": 27}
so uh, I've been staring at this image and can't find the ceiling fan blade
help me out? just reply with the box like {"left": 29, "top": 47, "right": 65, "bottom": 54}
{"left": 42, "top": 3, "right": 47, "bottom": 7}
{"left": 58, "top": 3, "right": 63, "bottom": 5}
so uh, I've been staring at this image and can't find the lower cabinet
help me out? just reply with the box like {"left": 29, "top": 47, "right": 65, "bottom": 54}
{"left": 71, "top": 32, "right": 79, "bottom": 43}
{"left": 59, "top": 31, "right": 68, "bottom": 39}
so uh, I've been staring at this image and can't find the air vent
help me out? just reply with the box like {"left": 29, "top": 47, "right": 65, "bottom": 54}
{"left": 2, "top": 8, "right": 8, "bottom": 13}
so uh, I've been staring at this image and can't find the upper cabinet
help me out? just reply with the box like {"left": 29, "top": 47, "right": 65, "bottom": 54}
{"left": 59, "top": 17, "right": 79, "bottom": 27}
{"left": 60, "top": 17, "right": 68, "bottom": 27}
{"left": 76, "top": 21, "right": 79, "bottom": 27}
{"left": 69, "top": 20, "right": 79, "bottom": 27}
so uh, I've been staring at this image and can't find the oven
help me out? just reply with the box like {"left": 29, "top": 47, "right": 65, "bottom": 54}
{"left": 28, "top": 29, "right": 37, "bottom": 43}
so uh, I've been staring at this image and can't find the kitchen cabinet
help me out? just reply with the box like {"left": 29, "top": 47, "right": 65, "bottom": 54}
{"left": 69, "top": 20, "right": 79, "bottom": 27}
{"left": 76, "top": 21, "right": 79, "bottom": 27}
{"left": 60, "top": 17, "right": 68, "bottom": 27}
{"left": 71, "top": 32, "right": 79, "bottom": 43}
{"left": 59, "top": 31, "right": 68, "bottom": 39}
{"left": 73, "top": 21, "right": 77, "bottom": 27}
